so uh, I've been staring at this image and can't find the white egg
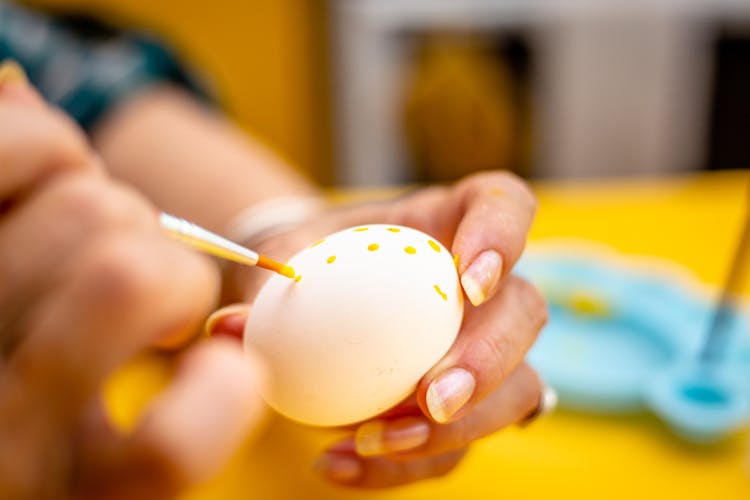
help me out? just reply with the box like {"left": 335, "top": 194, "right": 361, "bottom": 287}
{"left": 244, "top": 224, "right": 464, "bottom": 427}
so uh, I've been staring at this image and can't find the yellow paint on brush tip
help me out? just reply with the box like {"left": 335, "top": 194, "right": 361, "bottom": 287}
{"left": 257, "top": 255, "right": 295, "bottom": 279}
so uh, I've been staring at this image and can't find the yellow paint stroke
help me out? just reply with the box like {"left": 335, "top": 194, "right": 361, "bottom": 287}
{"left": 294, "top": 275, "right": 302, "bottom": 283}
{"left": 433, "top": 285, "right": 448, "bottom": 301}
{"left": 368, "top": 243, "right": 380, "bottom": 251}
{"left": 428, "top": 240, "right": 441, "bottom": 253}
{"left": 354, "top": 227, "right": 369, "bottom": 232}
{"left": 310, "top": 239, "right": 325, "bottom": 248}
{"left": 404, "top": 246, "right": 416, "bottom": 254}
{"left": 327, "top": 255, "right": 336, "bottom": 264}
{"left": 453, "top": 254, "right": 460, "bottom": 269}
{"left": 387, "top": 227, "right": 401, "bottom": 233}
{"left": 489, "top": 188, "right": 504, "bottom": 196}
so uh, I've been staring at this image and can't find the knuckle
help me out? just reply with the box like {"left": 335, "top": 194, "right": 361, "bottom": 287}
{"left": 54, "top": 176, "right": 112, "bottom": 224}
{"left": 77, "top": 237, "right": 160, "bottom": 310}
{"left": 477, "top": 329, "right": 510, "bottom": 382}
{"left": 53, "top": 176, "right": 154, "bottom": 231}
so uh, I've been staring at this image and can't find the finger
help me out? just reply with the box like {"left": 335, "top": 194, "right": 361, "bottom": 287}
{"left": 313, "top": 447, "right": 467, "bottom": 489}
{"left": 418, "top": 275, "right": 547, "bottom": 423}
{"left": 11, "top": 232, "right": 220, "bottom": 409}
{"left": 352, "top": 364, "right": 542, "bottom": 459}
{"left": 451, "top": 171, "right": 536, "bottom": 306}
{"left": 73, "top": 339, "right": 267, "bottom": 499}
{"left": 129, "top": 338, "right": 267, "bottom": 484}
{"left": 204, "top": 303, "right": 250, "bottom": 341}
{"left": 0, "top": 95, "right": 93, "bottom": 202}
{"left": 0, "top": 175, "right": 156, "bottom": 319}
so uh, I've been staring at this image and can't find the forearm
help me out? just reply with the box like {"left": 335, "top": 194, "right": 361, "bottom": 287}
{"left": 91, "top": 84, "right": 323, "bottom": 234}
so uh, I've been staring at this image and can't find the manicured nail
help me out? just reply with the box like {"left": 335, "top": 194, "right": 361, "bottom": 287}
{"left": 0, "top": 60, "right": 28, "bottom": 86}
{"left": 426, "top": 367, "right": 476, "bottom": 423}
{"left": 204, "top": 305, "right": 248, "bottom": 339}
{"left": 311, "top": 453, "right": 362, "bottom": 483}
{"left": 355, "top": 418, "right": 430, "bottom": 457}
{"left": 460, "top": 250, "right": 502, "bottom": 306}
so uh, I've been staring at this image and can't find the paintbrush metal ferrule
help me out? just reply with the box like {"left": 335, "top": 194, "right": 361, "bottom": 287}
{"left": 159, "top": 213, "right": 294, "bottom": 278}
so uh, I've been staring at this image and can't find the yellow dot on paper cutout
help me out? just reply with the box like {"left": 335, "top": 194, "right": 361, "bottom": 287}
{"left": 327, "top": 256, "right": 336, "bottom": 264}
{"left": 387, "top": 227, "right": 400, "bottom": 233}
{"left": 368, "top": 243, "right": 380, "bottom": 251}
{"left": 310, "top": 239, "right": 325, "bottom": 248}
{"left": 354, "top": 227, "right": 369, "bottom": 232}
{"left": 404, "top": 246, "right": 416, "bottom": 255}
{"left": 433, "top": 285, "right": 448, "bottom": 301}
{"left": 294, "top": 275, "right": 302, "bottom": 283}
{"left": 428, "top": 240, "right": 441, "bottom": 253}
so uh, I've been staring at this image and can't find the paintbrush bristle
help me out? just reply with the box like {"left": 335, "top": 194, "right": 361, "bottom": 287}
{"left": 257, "top": 254, "right": 295, "bottom": 279}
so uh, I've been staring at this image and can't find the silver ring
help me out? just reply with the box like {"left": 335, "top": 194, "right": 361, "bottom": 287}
{"left": 520, "top": 384, "right": 558, "bottom": 427}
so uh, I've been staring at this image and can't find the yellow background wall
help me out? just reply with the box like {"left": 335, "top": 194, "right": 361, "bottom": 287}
{"left": 27, "top": 0, "right": 332, "bottom": 183}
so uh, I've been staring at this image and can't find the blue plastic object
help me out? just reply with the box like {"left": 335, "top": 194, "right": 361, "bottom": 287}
{"left": 516, "top": 246, "right": 750, "bottom": 441}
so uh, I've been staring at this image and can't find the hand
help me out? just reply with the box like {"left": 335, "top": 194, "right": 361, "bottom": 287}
{"left": 0, "top": 69, "right": 267, "bottom": 499}
{"left": 212, "top": 171, "right": 549, "bottom": 488}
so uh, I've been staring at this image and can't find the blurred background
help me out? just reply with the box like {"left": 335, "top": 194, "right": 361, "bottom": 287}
{"left": 21, "top": 0, "right": 750, "bottom": 186}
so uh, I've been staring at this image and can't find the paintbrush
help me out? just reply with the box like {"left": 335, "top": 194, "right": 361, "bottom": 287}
{"left": 700, "top": 180, "right": 750, "bottom": 365}
{"left": 160, "top": 212, "right": 295, "bottom": 278}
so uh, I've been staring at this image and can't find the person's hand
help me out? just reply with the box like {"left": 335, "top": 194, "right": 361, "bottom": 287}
{"left": 0, "top": 65, "right": 266, "bottom": 500}
{"left": 211, "top": 171, "right": 549, "bottom": 488}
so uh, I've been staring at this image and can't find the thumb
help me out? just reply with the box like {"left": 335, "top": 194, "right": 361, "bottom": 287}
{"left": 204, "top": 304, "right": 251, "bottom": 340}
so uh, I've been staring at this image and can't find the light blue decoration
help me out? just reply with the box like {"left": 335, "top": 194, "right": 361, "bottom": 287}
{"left": 516, "top": 248, "right": 750, "bottom": 442}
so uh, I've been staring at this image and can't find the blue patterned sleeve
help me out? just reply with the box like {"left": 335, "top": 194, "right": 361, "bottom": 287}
{"left": 0, "top": 1, "right": 212, "bottom": 131}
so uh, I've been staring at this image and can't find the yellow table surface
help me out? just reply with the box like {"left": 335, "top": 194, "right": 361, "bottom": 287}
{"left": 106, "top": 170, "right": 750, "bottom": 499}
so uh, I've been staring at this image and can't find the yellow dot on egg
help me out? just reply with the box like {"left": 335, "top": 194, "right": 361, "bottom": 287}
{"left": 387, "top": 227, "right": 400, "bottom": 233}
{"left": 433, "top": 285, "right": 448, "bottom": 301}
{"left": 310, "top": 239, "right": 325, "bottom": 248}
{"left": 428, "top": 240, "right": 441, "bottom": 253}
{"left": 294, "top": 275, "right": 302, "bottom": 282}
{"left": 354, "top": 227, "right": 369, "bottom": 232}
{"left": 327, "top": 255, "right": 336, "bottom": 264}
{"left": 368, "top": 243, "right": 380, "bottom": 251}
{"left": 404, "top": 246, "right": 416, "bottom": 254}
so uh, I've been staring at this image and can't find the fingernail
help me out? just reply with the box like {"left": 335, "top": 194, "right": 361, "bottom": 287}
{"left": 426, "top": 367, "right": 475, "bottom": 423}
{"left": 204, "top": 305, "right": 248, "bottom": 340}
{"left": 311, "top": 453, "right": 362, "bottom": 483}
{"left": 460, "top": 250, "right": 502, "bottom": 306}
{"left": 355, "top": 418, "right": 430, "bottom": 457}
{"left": 0, "top": 60, "right": 29, "bottom": 86}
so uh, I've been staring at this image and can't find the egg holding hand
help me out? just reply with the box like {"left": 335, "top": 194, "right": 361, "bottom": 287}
{"left": 244, "top": 225, "right": 464, "bottom": 427}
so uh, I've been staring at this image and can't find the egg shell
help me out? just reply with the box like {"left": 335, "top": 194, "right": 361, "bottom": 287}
{"left": 244, "top": 224, "right": 464, "bottom": 427}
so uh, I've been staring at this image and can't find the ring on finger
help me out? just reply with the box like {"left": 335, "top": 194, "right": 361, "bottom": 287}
{"left": 519, "top": 383, "right": 558, "bottom": 427}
